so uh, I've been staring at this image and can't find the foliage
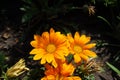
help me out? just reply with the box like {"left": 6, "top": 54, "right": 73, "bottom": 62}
{"left": 91, "top": 0, "right": 118, "bottom": 6}
{"left": 97, "top": 14, "right": 120, "bottom": 64}
{"left": 0, "top": 52, "right": 5, "bottom": 69}
{"left": 106, "top": 62, "right": 120, "bottom": 75}
{"left": 20, "top": 0, "right": 75, "bottom": 23}
{"left": 95, "top": 0, "right": 120, "bottom": 77}
{"left": 20, "top": 0, "right": 40, "bottom": 23}
{"left": 0, "top": 52, "right": 8, "bottom": 80}
{"left": 97, "top": 15, "right": 120, "bottom": 41}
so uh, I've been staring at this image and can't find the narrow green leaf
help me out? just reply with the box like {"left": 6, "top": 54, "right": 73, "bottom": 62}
{"left": 97, "top": 16, "right": 113, "bottom": 29}
{"left": 106, "top": 62, "right": 120, "bottom": 75}
{"left": 117, "top": 16, "right": 120, "bottom": 20}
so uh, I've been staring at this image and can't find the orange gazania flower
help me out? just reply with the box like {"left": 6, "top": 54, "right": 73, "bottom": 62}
{"left": 60, "top": 63, "right": 75, "bottom": 76}
{"left": 41, "top": 63, "right": 81, "bottom": 80}
{"left": 67, "top": 32, "right": 97, "bottom": 63}
{"left": 30, "top": 28, "right": 69, "bottom": 68}
{"left": 41, "top": 75, "right": 81, "bottom": 80}
{"left": 63, "top": 76, "right": 81, "bottom": 80}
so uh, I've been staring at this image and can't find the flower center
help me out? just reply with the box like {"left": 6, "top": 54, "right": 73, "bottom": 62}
{"left": 46, "top": 44, "right": 56, "bottom": 53}
{"left": 74, "top": 45, "right": 82, "bottom": 53}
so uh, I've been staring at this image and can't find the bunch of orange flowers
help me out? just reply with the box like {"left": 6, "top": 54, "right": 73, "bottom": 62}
{"left": 30, "top": 28, "right": 97, "bottom": 80}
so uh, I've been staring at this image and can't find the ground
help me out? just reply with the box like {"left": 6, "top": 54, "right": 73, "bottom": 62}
{"left": 0, "top": 23, "right": 119, "bottom": 80}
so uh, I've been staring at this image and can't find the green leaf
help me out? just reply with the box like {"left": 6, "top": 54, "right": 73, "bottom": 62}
{"left": 117, "top": 16, "right": 120, "bottom": 20}
{"left": 106, "top": 62, "right": 120, "bottom": 75}
{"left": 0, "top": 52, "right": 5, "bottom": 68}
{"left": 28, "top": 55, "right": 33, "bottom": 59}
{"left": 91, "top": 0, "right": 96, "bottom": 4}
{"left": 84, "top": 74, "right": 95, "bottom": 80}
{"left": 66, "top": 53, "right": 74, "bottom": 64}
{"left": 97, "top": 16, "right": 113, "bottom": 29}
{"left": 22, "top": 0, "right": 33, "bottom": 4}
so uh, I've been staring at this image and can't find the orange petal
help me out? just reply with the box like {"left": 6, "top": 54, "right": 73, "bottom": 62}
{"left": 42, "top": 32, "right": 49, "bottom": 44}
{"left": 30, "top": 48, "right": 45, "bottom": 54}
{"left": 54, "top": 51, "right": 66, "bottom": 61}
{"left": 61, "top": 63, "right": 75, "bottom": 76}
{"left": 46, "top": 54, "right": 54, "bottom": 63}
{"left": 64, "top": 76, "right": 81, "bottom": 80}
{"left": 30, "top": 41, "right": 38, "bottom": 48}
{"left": 55, "top": 33, "right": 66, "bottom": 44}
{"left": 74, "top": 32, "right": 80, "bottom": 43}
{"left": 71, "top": 76, "right": 81, "bottom": 80}
{"left": 41, "top": 77, "right": 47, "bottom": 80}
{"left": 83, "top": 50, "right": 97, "bottom": 58}
{"left": 83, "top": 43, "right": 96, "bottom": 49}
{"left": 47, "top": 75, "right": 55, "bottom": 80}
{"left": 34, "top": 35, "right": 40, "bottom": 41}
{"left": 74, "top": 54, "right": 81, "bottom": 63}
{"left": 33, "top": 52, "right": 44, "bottom": 60}
{"left": 67, "top": 33, "right": 74, "bottom": 43}
{"left": 41, "top": 55, "right": 46, "bottom": 64}
{"left": 50, "top": 28, "right": 55, "bottom": 43}
{"left": 57, "top": 46, "right": 69, "bottom": 56}
{"left": 79, "top": 35, "right": 90, "bottom": 44}
{"left": 79, "top": 53, "right": 89, "bottom": 61}
{"left": 52, "top": 59, "right": 57, "bottom": 68}
{"left": 50, "top": 28, "right": 55, "bottom": 33}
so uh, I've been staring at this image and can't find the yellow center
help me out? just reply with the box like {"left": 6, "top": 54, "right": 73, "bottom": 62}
{"left": 46, "top": 44, "right": 56, "bottom": 53}
{"left": 74, "top": 45, "right": 82, "bottom": 53}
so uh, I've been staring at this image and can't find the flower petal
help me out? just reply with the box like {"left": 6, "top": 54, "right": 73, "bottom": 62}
{"left": 42, "top": 32, "right": 49, "bottom": 44}
{"left": 71, "top": 76, "right": 81, "bottom": 80}
{"left": 46, "top": 54, "right": 54, "bottom": 63}
{"left": 33, "top": 53, "right": 44, "bottom": 60}
{"left": 83, "top": 43, "right": 96, "bottom": 49}
{"left": 30, "top": 41, "right": 38, "bottom": 48}
{"left": 34, "top": 35, "right": 40, "bottom": 41}
{"left": 50, "top": 28, "right": 55, "bottom": 43}
{"left": 83, "top": 50, "right": 97, "bottom": 58}
{"left": 64, "top": 76, "right": 81, "bottom": 80}
{"left": 74, "top": 32, "right": 80, "bottom": 43}
{"left": 61, "top": 63, "right": 75, "bottom": 76}
{"left": 79, "top": 35, "right": 90, "bottom": 44}
{"left": 41, "top": 55, "right": 46, "bottom": 64}
{"left": 30, "top": 48, "right": 45, "bottom": 54}
{"left": 79, "top": 53, "right": 89, "bottom": 61}
{"left": 67, "top": 33, "right": 74, "bottom": 43}
{"left": 74, "top": 54, "right": 81, "bottom": 63}
{"left": 52, "top": 59, "right": 57, "bottom": 68}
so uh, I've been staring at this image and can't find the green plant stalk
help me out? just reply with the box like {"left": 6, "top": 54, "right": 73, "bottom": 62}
{"left": 106, "top": 62, "right": 120, "bottom": 75}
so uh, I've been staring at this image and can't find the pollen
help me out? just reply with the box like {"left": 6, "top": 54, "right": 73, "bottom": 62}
{"left": 74, "top": 45, "right": 82, "bottom": 53}
{"left": 46, "top": 44, "right": 56, "bottom": 53}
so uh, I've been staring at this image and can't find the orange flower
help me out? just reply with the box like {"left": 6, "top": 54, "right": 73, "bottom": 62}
{"left": 44, "top": 64, "right": 59, "bottom": 77}
{"left": 41, "top": 76, "right": 81, "bottom": 80}
{"left": 63, "top": 76, "right": 81, "bottom": 80}
{"left": 60, "top": 63, "right": 75, "bottom": 76}
{"left": 67, "top": 32, "right": 97, "bottom": 63}
{"left": 30, "top": 28, "right": 69, "bottom": 68}
{"left": 41, "top": 63, "right": 62, "bottom": 80}
{"left": 41, "top": 63, "right": 81, "bottom": 80}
